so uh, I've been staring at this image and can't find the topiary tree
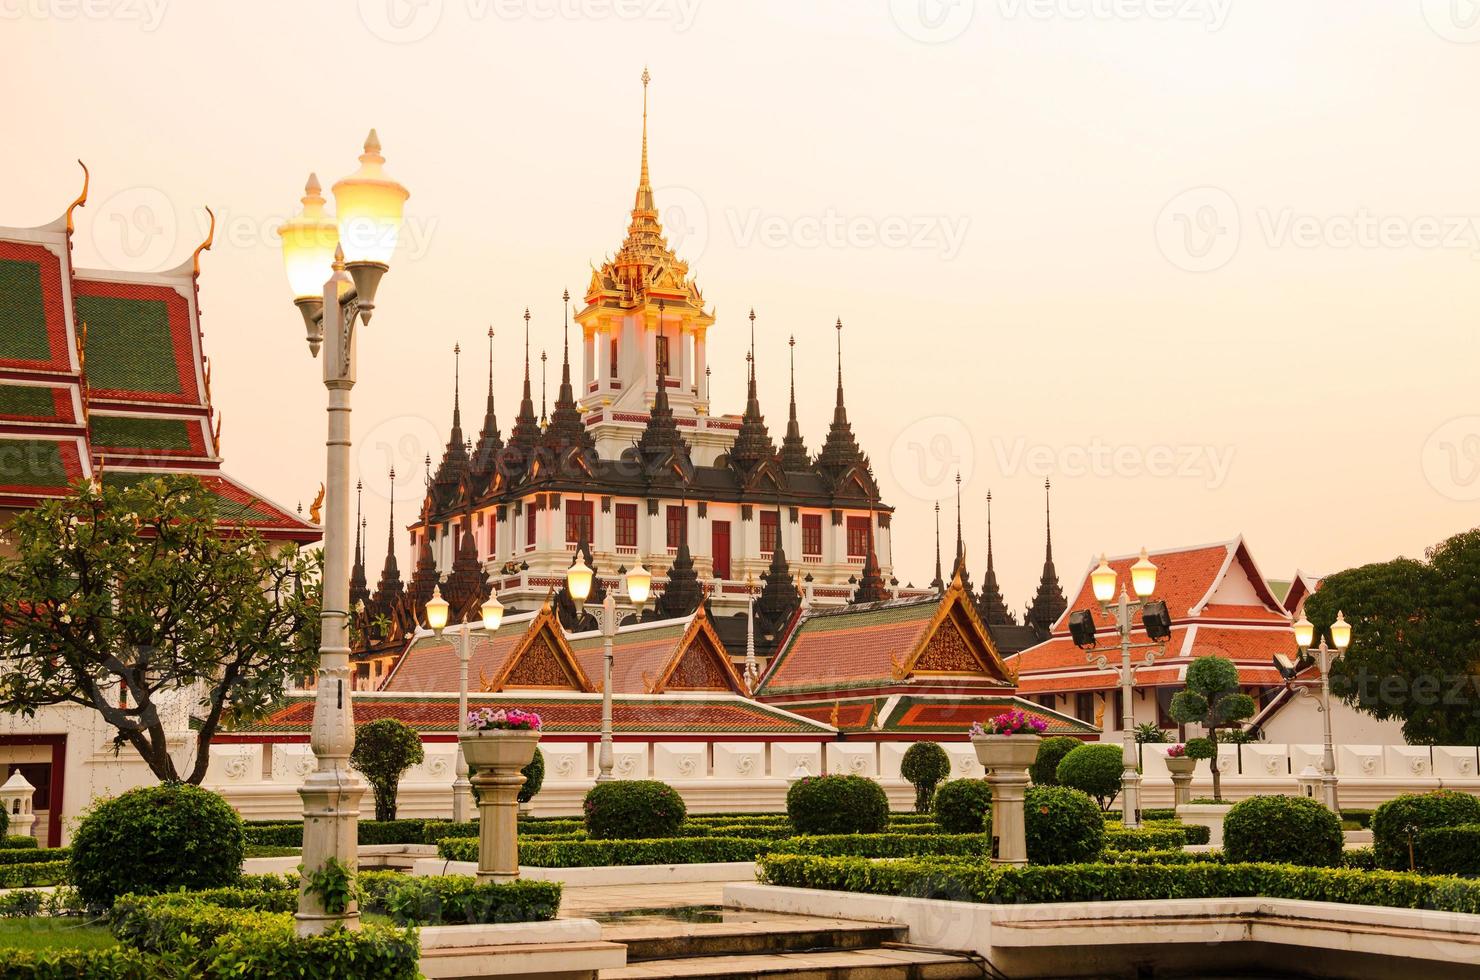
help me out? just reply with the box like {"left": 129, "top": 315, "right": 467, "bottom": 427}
{"left": 583, "top": 780, "right": 687, "bottom": 839}
{"left": 1055, "top": 744, "right": 1125, "bottom": 811}
{"left": 932, "top": 778, "right": 992, "bottom": 833}
{"left": 350, "top": 718, "right": 425, "bottom": 821}
{"left": 518, "top": 748, "right": 545, "bottom": 805}
{"left": 900, "top": 742, "right": 952, "bottom": 813}
{"left": 70, "top": 783, "right": 245, "bottom": 910}
{"left": 1224, "top": 795, "right": 1343, "bottom": 867}
{"left": 787, "top": 775, "right": 890, "bottom": 835}
{"left": 986, "top": 785, "right": 1103, "bottom": 864}
{"left": 1167, "top": 656, "right": 1256, "bottom": 801}
{"left": 1371, "top": 790, "right": 1480, "bottom": 870}
{"left": 1029, "top": 736, "right": 1080, "bottom": 786}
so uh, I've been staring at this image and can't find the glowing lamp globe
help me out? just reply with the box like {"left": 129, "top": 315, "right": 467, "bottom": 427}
{"left": 425, "top": 585, "right": 449, "bottom": 634}
{"left": 1292, "top": 614, "right": 1315, "bottom": 650}
{"left": 332, "top": 129, "right": 409, "bottom": 269}
{"left": 567, "top": 555, "right": 593, "bottom": 607}
{"left": 1130, "top": 548, "right": 1158, "bottom": 599}
{"left": 1330, "top": 611, "right": 1352, "bottom": 651}
{"left": 1091, "top": 555, "right": 1116, "bottom": 604}
{"left": 627, "top": 563, "right": 652, "bottom": 608}
{"left": 481, "top": 594, "right": 505, "bottom": 633}
{"left": 279, "top": 173, "right": 339, "bottom": 300}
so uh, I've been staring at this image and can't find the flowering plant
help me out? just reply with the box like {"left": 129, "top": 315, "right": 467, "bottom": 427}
{"left": 969, "top": 711, "right": 1048, "bottom": 736}
{"left": 1166, "top": 743, "right": 1187, "bottom": 758}
{"left": 467, "top": 707, "right": 542, "bottom": 732}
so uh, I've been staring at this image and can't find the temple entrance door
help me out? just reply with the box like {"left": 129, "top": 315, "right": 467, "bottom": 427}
{"left": 712, "top": 521, "right": 731, "bottom": 580}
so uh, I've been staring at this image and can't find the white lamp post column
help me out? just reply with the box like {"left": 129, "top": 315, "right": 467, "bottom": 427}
{"left": 597, "top": 593, "right": 616, "bottom": 783}
{"left": 1293, "top": 611, "right": 1351, "bottom": 813}
{"left": 428, "top": 588, "right": 504, "bottom": 822}
{"left": 279, "top": 133, "right": 408, "bottom": 936}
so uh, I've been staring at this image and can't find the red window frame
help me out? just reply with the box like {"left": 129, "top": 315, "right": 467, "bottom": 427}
{"left": 565, "top": 499, "right": 593, "bottom": 544}
{"left": 760, "top": 511, "right": 779, "bottom": 554}
{"left": 609, "top": 338, "right": 618, "bottom": 379}
{"left": 526, "top": 504, "right": 537, "bottom": 547}
{"left": 802, "top": 513, "right": 822, "bottom": 556}
{"left": 615, "top": 503, "right": 637, "bottom": 548}
{"left": 666, "top": 505, "right": 686, "bottom": 548}
{"left": 846, "top": 515, "right": 870, "bottom": 558}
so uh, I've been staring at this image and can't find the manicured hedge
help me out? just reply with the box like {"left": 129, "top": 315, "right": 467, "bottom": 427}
{"left": 0, "top": 861, "right": 67, "bottom": 887}
{"left": 0, "top": 947, "right": 158, "bottom": 979}
{"left": 584, "top": 780, "right": 687, "bottom": 840}
{"left": 1341, "top": 809, "right": 1375, "bottom": 829}
{"left": 2, "top": 835, "right": 37, "bottom": 849}
{"left": 1224, "top": 795, "right": 1343, "bottom": 868}
{"left": 1102, "top": 827, "right": 1187, "bottom": 852}
{"left": 768, "top": 833, "right": 985, "bottom": 859}
{"left": 0, "top": 846, "right": 69, "bottom": 866}
{"left": 788, "top": 775, "right": 890, "bottom": 835}
{"left": 985, "top": 786, "right": 1102, "bottom": 865}
{"left": 439, "top": 834, "right": 767, "bottom": 867}
{"left": 1102, "top": 820, "right": 1210, "bottom": 846}
{"left": 1372, "top": 791, "right": 1480, "bottom": 871}
{"left": 1098, "top": 849, "right": 1213, "bottom": 865}
{"left": 362, "top": 872, "right": 562, "bottom": 925}
{"left": 244, "top": 819, "right": 434, "bottom": 848}
{"left": 1414, "top": 824, "right": 1480, "bottom": 876}
{"left": 932, "top": 779, "right": 991, "bottom": 834}
{"left": 757, "top": 853, "right": 1480, "bottom": 913}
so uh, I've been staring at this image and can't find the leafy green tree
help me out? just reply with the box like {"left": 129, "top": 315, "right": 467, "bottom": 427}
{"left": 1168, "top": 655, "right": 1256, "bottom": 801}
{"left": 0, "top": 477, "right": 320, "bottom": 784}
{"left": 351, "top": 718, "right": 425, "bottom": 821}
{"left": 900, "top": 741, "right": 951, "bottom": 813}
{"left": 1304, "top": 528, "right": 1480, "bottom": 745}
{"left": 1029, "top": 736, "right": 1081, "bottom": 786}
{"left": 1055, "top": 743, "right": 1124, "bottom": 810}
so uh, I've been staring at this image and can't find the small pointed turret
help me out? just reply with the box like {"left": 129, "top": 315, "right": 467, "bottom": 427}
{"left": 779, "top": 334, "right": 810, "bottom": 471}
{"left": 634, "top": 301, "right": 692, "bottom": 471}
{"left": 930, "top": 501, "right": 944, "bottom": 594}
{"left": 816, "top": 318, "right": 864, "bottom": 475}
{"left": 654, "top": 518, "right": 701, "bottom": 619}
{"left": 373, "top": 468, "right": 405, "bottom": 605}
{"left": 350, "top": 480, "right": 370, "bottom": 611}
{"left": 977, "top": 490, "right": 1014, "bottom": 626}
{"left": 1025, "top": 478, "right": 1068, "bottom": 637}
{"left": 431, "top": 344, "right": 471, "bottom": 508}
{"left": 850, "top": 507, "right": 888, "bottom": 606}
{"left": 471, "top": 326, "right": 503, "bottom": 479}
{"left": 952, "top": 472, "right": 975, "bottom": 598}
{"left": 757, "top": 504, "right": 802, "bottom": 626}
{"left": 506, "top": 308, "right": 543, "bottom": 460}
{"left": 543, "top": 289, "right": 596, "bottom": 456}
{"left": 728, "top": 308, "right": 776, "bottom": 472}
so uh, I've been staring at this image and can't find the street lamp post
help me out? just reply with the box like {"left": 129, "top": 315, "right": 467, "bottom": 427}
{"left": 1070, "top": 550, "right": 1170, "bottom": 830}
{"left": 278, "top": 131, "right": 408, "bottom": 936}
{"left": 567, "top": 560, "right": 649, "bottom": 783}
{"left": 1292, "top": 611, "right": 1352, "bottom": 812}
{"left": 427, "top": 587, "right": 505, "bottom": 822}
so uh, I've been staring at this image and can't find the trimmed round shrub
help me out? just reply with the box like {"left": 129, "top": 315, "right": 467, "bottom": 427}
{"left": 1056, "top": 744, "right": 1125, "bottom": 811}
{"left": 1183, "top": 738, "right": 1216, "bottom": 761}
{"left": 787, "top": 775, "right": 889, "bottom": 835}
{"left": 1414, "top": 824, "right": 1480, "bottom": 875}
{"left": 900, "top": 742, "right": 952, "bottom": 813}
{"left": 518, "top": 748, "right": 545, "bottom": 805}
{"left": 70, "top": 783, "right": 245, "bottom": 910}
{"left": 1224, "top": 795, "right": 1343, "bottom": 867}
{"left": 987, "top": 785, "right": 1103, "bottom": 864}
{"left": 1030, "top": 736, "right": 1080, "bottom": 787}
{"left": 583, "top": 780, "right": 686, "bottom": 840}
{"left": 1372, "top": 790, "right": 1480, "bottom": 870}
{"left": 932, "top": 779, "right": 992, "bottom": 834}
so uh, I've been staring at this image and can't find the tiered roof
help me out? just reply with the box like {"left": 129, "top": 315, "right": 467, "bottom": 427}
{"left": 0, "top": 170, "right": 317, "bottom": 542}
{"left": 1009, "top": 535, "right": 1297, "bottom": 695}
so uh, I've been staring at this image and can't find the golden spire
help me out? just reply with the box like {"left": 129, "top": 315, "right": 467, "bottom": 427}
{"left": 639, "top": 66, "right": 651, "bottom": 203}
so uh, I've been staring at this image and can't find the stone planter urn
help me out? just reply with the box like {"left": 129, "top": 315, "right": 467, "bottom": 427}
{"left": 972, "top": 733, "right": 1041, "bottom": 867}
{"left": 460, "top": 729, "right": 541, "bottom": 883}
{"left": 1165, "top": 756, "right": 1196, "bottom": 807}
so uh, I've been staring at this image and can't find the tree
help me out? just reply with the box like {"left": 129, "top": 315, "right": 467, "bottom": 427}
{"left": 1168, "top": 655, "right": 1256, "bottom": 801}
{"left": 900, "top": 741, "right": 951, "bottom": 813}
{"left": 1303, "top": 528, "right": 1480, "bottom": 746}
{"left": 350, "top": 718, "right": 424, "bottom": 820}
{"left": 0, "top": 476, "right": 320, "bottom": 784}
{"left": 1055, "top": 743, "right": 1124, "bottom": 810}
{"left": 1029, "top": 735, "right": 1080, "bottom": 786}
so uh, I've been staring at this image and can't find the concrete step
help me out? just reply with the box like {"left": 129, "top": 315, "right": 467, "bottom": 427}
{"left": 599, "top": 943, "right": 985, "bottom": 979}
{"left": 606, "top": 912, "right": 907, "bottom": 963}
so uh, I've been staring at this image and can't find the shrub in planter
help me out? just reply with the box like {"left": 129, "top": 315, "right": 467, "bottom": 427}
{"left": 351, "top": 718, "right": 425, "bottom": 822}
{"left": 1224, "top": 795, "right": 1343, "bottom": 867}
{"left": 1055, "top": 744, "right": 1125, "bottom": 811}
{"left": 932, "top": 779, "right": 992, "bottom": 834}
{"left": 900, "top": 742, "right": 952, "bottom": 813}
{"left": 70, "top": 783, "right": 245, "bottom": 910}
{"left": 787, "top": 775, "right": 890, "bottom": 835}
{"left": 1372, "top": 790, "right": 1480, "bottom": 870}
{"left": 583, "top": 780, "right": 686, "bottom": 839}
{"left": 1029, "top": 736, "right": 1081, "bottom": 787}
{"left": 986, "top": 785, "right": 1103, "bottom": 864}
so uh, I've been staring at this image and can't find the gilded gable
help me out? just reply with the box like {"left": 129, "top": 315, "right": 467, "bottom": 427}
{"left": 661, "top": 632, "right": 734, "bottom": 692}
{"left": 912, "top": 614, "right": 984, "bottom": 675}
{"left": 503, "top": 633, "right": 581, "bottom": 690}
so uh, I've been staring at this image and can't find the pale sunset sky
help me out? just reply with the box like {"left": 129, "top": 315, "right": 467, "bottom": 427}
{"left": 5, "top": 1, "right": 1479, "bottom": 610}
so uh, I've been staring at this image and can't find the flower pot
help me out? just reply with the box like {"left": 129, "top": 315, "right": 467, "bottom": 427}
{"left": 460, "top": 730, "right": 541, "bottom": 883}
{"left": 971, "top": 733, "right": 1043, "bottom": 774}
{"left": 1165, "top": 756, "right": 1196, "bottom": 806}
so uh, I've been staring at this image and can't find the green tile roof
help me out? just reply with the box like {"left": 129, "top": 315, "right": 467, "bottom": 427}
{"left": 0, "top": 258, "right": 50, "bottom": 362}
{"left": 0, "top": 439, "right": 72, "bottom": 489}
{"left": 74, "top": 293, "right": 182, "bottom": 396}
{"left": 91, "top": 415, "right": 194, "bottom": 452}
{"left": 0, "top": 384, "right": 60, "bottom": 420}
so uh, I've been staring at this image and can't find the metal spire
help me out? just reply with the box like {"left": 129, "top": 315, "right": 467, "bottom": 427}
{"left": 931, "top": 500, "right": 944, "bottom": 593}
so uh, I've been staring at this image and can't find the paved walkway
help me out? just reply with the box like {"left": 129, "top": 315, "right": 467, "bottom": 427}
{"left": 559, "top": 880, "right": 739, "bottom": 917}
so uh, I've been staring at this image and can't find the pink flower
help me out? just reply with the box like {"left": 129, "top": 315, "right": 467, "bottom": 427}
{"left": 972, "top": 710, "right": 1048, "bottom": 736}
{"left": 467, "top": 706, "right": 543, "bottom": 732}
{"left": 1167, "top": 743, "right": 1186, "bottom": 758}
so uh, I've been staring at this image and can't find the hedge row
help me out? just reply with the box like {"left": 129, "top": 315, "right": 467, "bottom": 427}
{"left": 359, "top": 871, "right": 561, "bottom": 925}
{"left": 0, "top": 948, "right": 158, "bottom": 979}
{"left": 438, "top": 835, "right": 768, "bottom": 867}
{"left": 1102, "top": 827, "right": 1190, "bottom": 852}
{"left": 1415, "top": 824, "right": 1480, "bottom": 876}
{"left": 0, "top": 861, "right": 67, "bottom": 887}
{"left": 2, "top": 836, "right": 38, "bottom": 849}
{"left": 768, "top": 833, "right": 986, "bottom": 859}
{"left": 758, "top": 854, "right": 1480, "bottom": 913}
{"left": 244, "top": 818, "right": 438, "bottom": 848}
{"left": 0, "top": 846, "right": 69, "bottom": 866}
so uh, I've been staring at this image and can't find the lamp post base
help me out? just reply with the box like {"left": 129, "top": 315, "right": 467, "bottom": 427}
{"left": 452, "top": 777, "right": 473, "bottom": 823}
{"left": 1321, "top": 774, "right": 1340, "bottom": 814}
{"left": 295, "top": 766, "right": 367, "bottom": 936}
{"left": 1121, "top": 768, "right": 1143, "bottom": 829}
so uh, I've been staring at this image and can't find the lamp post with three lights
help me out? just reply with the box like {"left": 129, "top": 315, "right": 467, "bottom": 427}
{"left": 1289, "top": 611, "right": 1352, "bottom": 812}
{"left": 425, "top": 586, "right": 506, "bottom": 821}
{"left": 564, "top": 555, "right": 651, "bottom": 782}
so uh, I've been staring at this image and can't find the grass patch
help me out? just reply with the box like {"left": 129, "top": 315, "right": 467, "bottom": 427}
{"left": 244, "top": 845, "right": 301, "bottom": 858}
{"left": 0, "top": 917, "right": 117, "bottom": 951}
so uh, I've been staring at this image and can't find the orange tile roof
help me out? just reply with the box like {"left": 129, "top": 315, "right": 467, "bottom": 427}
{"left": 382, "top": 616, "right": 536, "bottom": 694}
{"left": 759, "top": 597, "right": 937, "bottom": 695}
{"left": 569, "top": 620, "right": 689, "bottom": 694}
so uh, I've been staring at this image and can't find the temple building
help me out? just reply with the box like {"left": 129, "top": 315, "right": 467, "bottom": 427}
{"left": 0, "top": 167, "right": 319, "bottom": 551}
{"left": 352, "top": 72, "right": 923, "bottom": 676}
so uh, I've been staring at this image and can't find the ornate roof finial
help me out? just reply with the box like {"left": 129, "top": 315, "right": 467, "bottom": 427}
{"left": 452, "top": 342, "right": 462, "bottom": 429}
{"left": 781, "top": 333, "right": 809, "bottom": 471}
{"left": 540, "top": 349, "right": 548, "bottom": 424}
{"left": 1044, "top": 477, "right": 1053, "bottom": 561}
{"left": 1025, "top": 477, "right": 1067, "bottom": 637}
{"left": 640, "top": 66, "right": 651, "bottom": 189}
{"left": 931, "top": 500, "right": 944, "bottom": 594}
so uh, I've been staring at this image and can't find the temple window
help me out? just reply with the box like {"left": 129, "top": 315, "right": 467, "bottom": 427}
{"left": 565, "top": 499, "right": 593, "bottom": 544}
{"left": 846, "top": 515, "right": 870, "bottom": 559}
{"left": 666, "top": 504, "right": 686, "bottom": 549}
{"left": 760, "top": 510, "right": 779, "bottom": 555}
{"left": 802, "top": 513, "right": 822, "bottom": 557}
{"left": 615, "top": 503, "right": 638, "bottom": 549}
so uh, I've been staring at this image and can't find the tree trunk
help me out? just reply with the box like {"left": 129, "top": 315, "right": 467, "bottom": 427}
{"left": 1209, "top": 729, "right": 1222, "bottom": 802}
